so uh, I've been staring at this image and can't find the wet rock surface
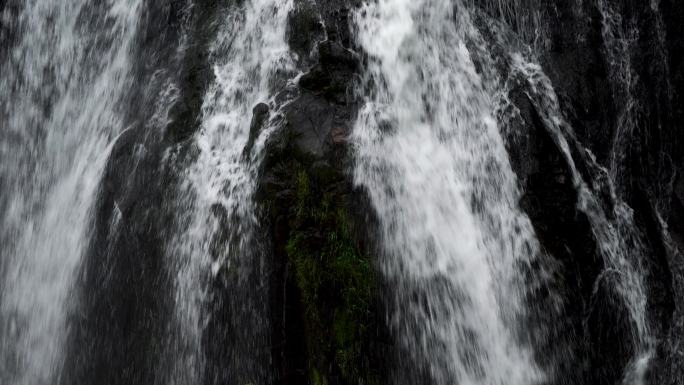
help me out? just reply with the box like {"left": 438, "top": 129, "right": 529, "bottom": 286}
{"left": 489, "top": 2, "right": 684, "bottom": 384}
{"left": 255, "top": 2, "right": 389, "bottom": 384}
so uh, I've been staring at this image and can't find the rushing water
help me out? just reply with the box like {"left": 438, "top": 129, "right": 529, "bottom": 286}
{"left": 352, "top": 1, "right": 543, "bottom": 384}
{"left": 352, "top": 0, "right": 659, "bottom": 384}
{"left": 0, "top": 1, "right": 141, "bottom": 384}
{"left": 166, "top": 0, "right": 297, "bottom": 383}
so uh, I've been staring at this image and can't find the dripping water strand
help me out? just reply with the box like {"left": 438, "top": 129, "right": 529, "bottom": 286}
{"left": 596, "top": 0, "right": 640, "bottom": 187}
{"left": 510, "top": 53, "right": 654, "bottom": 385}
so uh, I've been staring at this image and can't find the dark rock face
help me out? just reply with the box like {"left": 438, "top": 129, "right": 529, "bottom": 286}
{"left": 255, "top": 2, "right": 389, "bottom": 384}
{"left": 477, "top": 2, "right": 684, "bottom": 385}
{"left": 63, "top": 125, "right": 176, "bottom": 385}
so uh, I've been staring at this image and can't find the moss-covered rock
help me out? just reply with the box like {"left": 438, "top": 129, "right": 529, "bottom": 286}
{"left": 254, "top": 2, "right": 389, "bottom": 383}
{"left": 285, "top": 166, "right": 379, "bottom": 385}
{"left": 257, "top": 138, "right": 384, "bottom": 384}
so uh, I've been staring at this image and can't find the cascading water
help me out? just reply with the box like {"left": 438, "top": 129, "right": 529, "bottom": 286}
{"left": 1, "top": 0, "right": 682, "bottom": 384}
{"left": 353, "top": 0, "right": 663, "bottom": 383}
{"left": 0, "top": 1, "right": 141, "bottom": 384}
{"left": 511, "top": 54, "right": 654, "bottom": 384}
{"left": 167, "top": 0, "right": 296, "bottom": 383}
{"left": 352, "top": 1, "right": 543, "bottom": 384}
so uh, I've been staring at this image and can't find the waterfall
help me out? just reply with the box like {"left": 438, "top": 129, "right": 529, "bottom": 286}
{"left": 166, "top": 0, "right": 296, "bottom": 383}
{"left": 0, "top": 1, "right": 141, "bottom": 384}
{"left": 512, "top": 54, "right": 654, "bottom": 385}
{"left": 352, "top": 1, "right": 543, "bottom": 384}
{"left": 1, "top": 0, "right": 681, "bottom": 384}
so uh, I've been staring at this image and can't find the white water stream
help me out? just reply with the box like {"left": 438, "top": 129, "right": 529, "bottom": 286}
{"left": 166, "top": 0, "right": 297, "bottom": 382}
{"left": 0, "top": 1, "right": 141, "bottom": 384}
{"left": 352, "top": 1, "right": 544, "bottom": 384}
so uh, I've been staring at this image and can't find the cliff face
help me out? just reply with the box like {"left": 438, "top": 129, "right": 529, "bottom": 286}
{"left": 9, "top": 0, "right": 684, "bottom": 384}
{"left": 505, "top": 2, "right": 684, "bottom": 384}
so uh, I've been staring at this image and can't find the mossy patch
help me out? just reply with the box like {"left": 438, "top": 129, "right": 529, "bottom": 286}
{"left": 281, "top": 165, "right": 380, "bottom": 385}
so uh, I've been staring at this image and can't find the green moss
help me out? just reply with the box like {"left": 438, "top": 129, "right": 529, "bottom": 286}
{"left": 311, "top": 368, "right": 328, "bottom": 385}
{"left": 282, "top": 164, "right": 378, "bottom": 385}
{"left": 295, "top": 169, "right": 310, "bottom": 218}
